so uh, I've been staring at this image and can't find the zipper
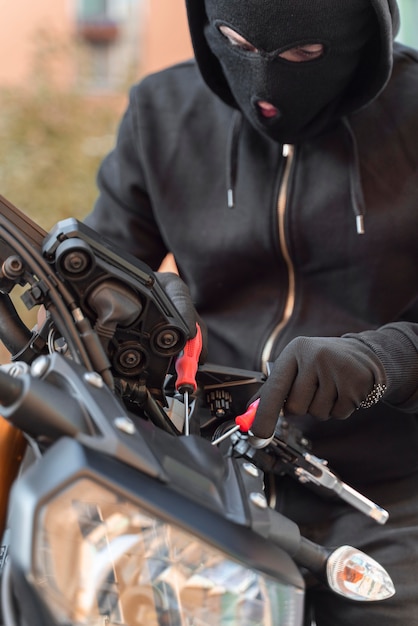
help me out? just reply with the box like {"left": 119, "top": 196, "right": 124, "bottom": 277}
{"left": 261, "top": 143, "right": 295, "bottom": 374}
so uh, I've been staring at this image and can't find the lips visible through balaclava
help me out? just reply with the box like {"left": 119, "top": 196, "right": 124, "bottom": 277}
{"left": 204, "top": 0, "right": 376, "bottom": 143}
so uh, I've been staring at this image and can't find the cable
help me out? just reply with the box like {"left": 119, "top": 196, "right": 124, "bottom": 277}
{"left": 0, "top": 216, "right": 93, "bottom": 369}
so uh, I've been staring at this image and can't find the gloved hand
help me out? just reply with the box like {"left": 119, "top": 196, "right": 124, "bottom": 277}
{"left": 251, "top": 335, "right": 388, "bottom": 442}
{"left": 156, "top": 272, "right": 207, "bottom": 361}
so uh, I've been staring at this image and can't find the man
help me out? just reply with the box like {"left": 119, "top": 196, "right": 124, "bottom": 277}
{"left": 85, "top": 1, "right": 418, "bottom": 623}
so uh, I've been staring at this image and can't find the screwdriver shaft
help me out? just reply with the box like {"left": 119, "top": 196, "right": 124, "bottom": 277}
{"left": 175, "top": 323, "right": 203, "bottom": 436}
{"left": 211, "top": 399, "right": 260, "bottom": 445}
{"left": 211, "top": 424, "right": 240, "bottom": 445}
{"left": 184, "top": 390, "right": 190, "bottom": 436}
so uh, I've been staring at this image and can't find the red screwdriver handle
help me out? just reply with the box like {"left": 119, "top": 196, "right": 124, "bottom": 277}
{"left": 175, "top": 323, "right": 203, "bottom": 394}
{"left": 235, "top": 398, "right": 260, "bottom": 432}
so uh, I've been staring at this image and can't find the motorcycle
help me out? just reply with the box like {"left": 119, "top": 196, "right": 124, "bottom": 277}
{"left": 0, "top": 194, "right": 395, "bottom": 626}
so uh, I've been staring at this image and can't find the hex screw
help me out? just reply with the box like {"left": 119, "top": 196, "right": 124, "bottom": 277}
{"left": 249, "top": 492, "right": 268, "bottom": 509}
{"left": 114, "top": 416, "right": 135, "bottom": 435}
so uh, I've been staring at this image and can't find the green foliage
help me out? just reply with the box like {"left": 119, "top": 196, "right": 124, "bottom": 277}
{"left": 0, "top": 86, "right": 121, "bottom": 229}
{"left": 0, "top": 32, "right": 124, "bottom": 230}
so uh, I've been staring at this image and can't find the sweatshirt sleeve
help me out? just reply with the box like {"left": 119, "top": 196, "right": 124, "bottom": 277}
{"left": 344, "top": 321, "right": 418, "bottom": 412}
{"left": 84, "top": 85, "right": 168, "bottom": 270}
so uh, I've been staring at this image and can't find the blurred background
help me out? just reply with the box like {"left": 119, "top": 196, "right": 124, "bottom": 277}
{"left": 0, "top": 0, "right": 193, "bottom": 228}
{"left": 0, "top": 0, "right": 416, "bottom": 230}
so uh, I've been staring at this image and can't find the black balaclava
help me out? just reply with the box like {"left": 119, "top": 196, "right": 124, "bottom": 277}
{"left": 204, "top": 0, "right": 377, "bottom": 143}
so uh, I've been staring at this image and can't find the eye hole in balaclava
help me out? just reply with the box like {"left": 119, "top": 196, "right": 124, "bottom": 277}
{"left": 217, "top": 25, "right": 325, "bottom": 64}
{"left": 203, "top": 0, "right": 376, "bottom": 143}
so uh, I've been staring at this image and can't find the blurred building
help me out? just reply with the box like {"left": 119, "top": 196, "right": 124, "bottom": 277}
{"left": 0, "top": 1, "right": 416, "bottom": 93}
{"left": 0, "top": 0, "right": 193, "bottom": 92}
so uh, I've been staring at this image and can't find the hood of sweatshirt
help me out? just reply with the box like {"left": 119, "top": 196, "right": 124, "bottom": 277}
{"left": 185, "top": 0, "right": 400, "bottom": 143}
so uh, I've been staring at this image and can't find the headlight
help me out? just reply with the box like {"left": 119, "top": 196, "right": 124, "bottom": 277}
{"left": 33, "top": 477, "right": 303, "bottom": 626}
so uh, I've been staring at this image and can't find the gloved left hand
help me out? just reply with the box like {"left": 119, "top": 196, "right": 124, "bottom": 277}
{"left": 251, "top": 335, "right": 388, "bottom": 442}
{"left": 156, "top": 271, "right": 207, "bottom": 362}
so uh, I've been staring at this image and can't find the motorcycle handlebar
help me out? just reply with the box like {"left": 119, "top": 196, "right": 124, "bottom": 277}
{"left": 0, "top": 368, "right": 90, "bottom": 440}
{"left": 0, "top": 294, "right": 32, "bottom": 356}
{"left": 0, "top": 368, "right": 23, "bottom": 406}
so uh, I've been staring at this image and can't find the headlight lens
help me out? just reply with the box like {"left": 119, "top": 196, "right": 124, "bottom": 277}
{"left": 33, "top": 478, "right": 303, "bottom": 625}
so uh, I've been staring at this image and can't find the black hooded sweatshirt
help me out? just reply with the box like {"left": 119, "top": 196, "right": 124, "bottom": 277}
{"left": 85, "top": 0, "right": 418, "bottom": 488}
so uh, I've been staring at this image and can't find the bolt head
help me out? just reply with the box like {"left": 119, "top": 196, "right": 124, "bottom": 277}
{"left": 31, "top": 356, "right": 50, "bottom": 378}
{"left": 243, "top": 462, "right": 259, "bottom": 478}
{"left": 114, "top": 416, "right": 135, "bottom": 435}
{"left": 83, "top": 372, "right": 104, "bottom": 388}
{"left": 249, "top": 492, "right": 268, "bottom": 509}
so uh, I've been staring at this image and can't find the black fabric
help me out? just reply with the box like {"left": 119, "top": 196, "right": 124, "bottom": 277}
{"left": 156, "top": 272, "right": 198, "bottom": 338}
{"left": 252, "top": 335, "right": 388, "bottom": 439}
{"left": 186, "top": 0, "right": 400, "bottom": 139}
{"left": 253, "top": 323, "right": 418, "bottom": 440}
{"left": 155, "top": 272, "right": 208, "bottom": 362}
{"left": 345, "top": 323, "right": 418, "bottom": 408}
{"left": 203, "top": 0, "right": 376, "bottom": 143}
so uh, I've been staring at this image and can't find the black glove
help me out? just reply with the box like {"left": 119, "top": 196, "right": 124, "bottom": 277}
{"left": 156, "top": 272, "right": 207, "bottom": 361}
{"left": 251, "top": 335, "right": 388, "bottom": 441}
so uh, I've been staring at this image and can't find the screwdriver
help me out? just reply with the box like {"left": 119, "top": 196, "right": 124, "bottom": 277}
{"left": 211, "top": 398, "right": 260, "bottom": 445}
{"left": 175, "top": 323, "right": 203, "bottom": 435}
